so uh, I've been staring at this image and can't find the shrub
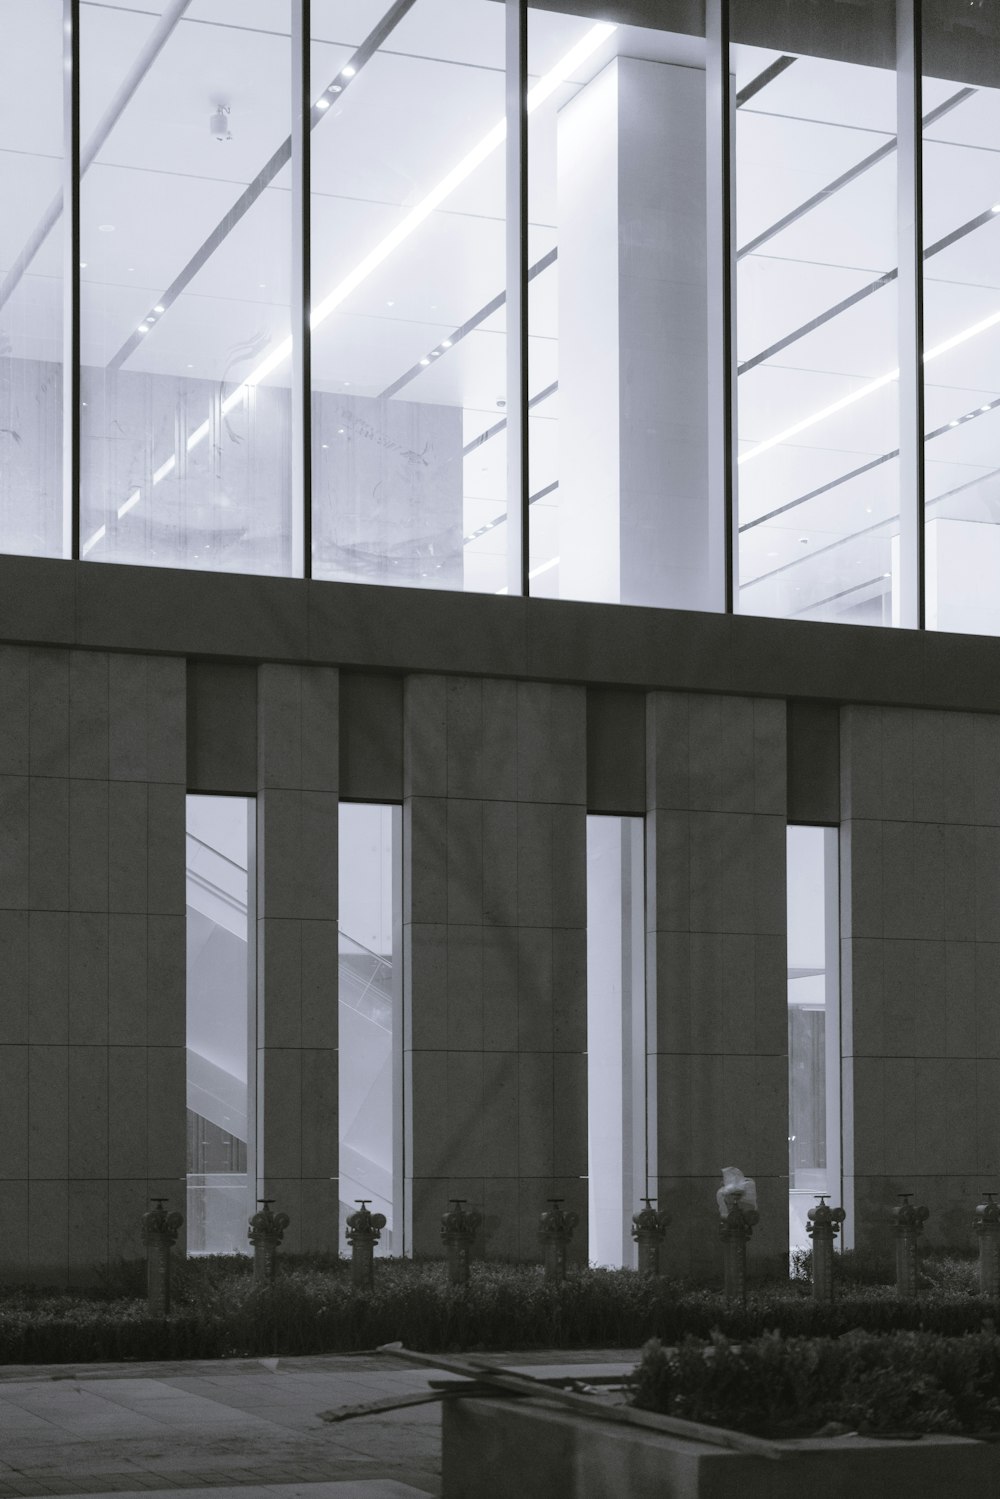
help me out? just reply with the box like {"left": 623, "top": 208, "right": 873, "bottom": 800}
{"left": 0, "top": 1258, "right": 996, "bottom": 1365}
{"left": 631, "top": 1326, "right": 1000, "bottom": 1438}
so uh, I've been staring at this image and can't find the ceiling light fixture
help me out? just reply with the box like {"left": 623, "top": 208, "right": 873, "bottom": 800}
{"left": 342, "top": 64, "right": 356, "bottom": 78}
{"left": 741, "top": 305, "right": 1000, "bottom": 464}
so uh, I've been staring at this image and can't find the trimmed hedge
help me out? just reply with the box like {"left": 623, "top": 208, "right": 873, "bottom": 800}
{"left": 0, "top": 1256, "right": 997, "bottom": 1364}
{"left": 631, "top": 1327, "right": 1000, "bottom": 1438}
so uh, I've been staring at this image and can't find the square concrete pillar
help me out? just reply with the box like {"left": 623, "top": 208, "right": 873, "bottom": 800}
{"left": 841, "top": 704, "right": 1000, "bottom": 1252}
{"left": 404, "top": 675, "right": 588, "bottom": 1262}
{"left": 256, "top": 664, "right": 339, "bottom": 1254}
{"left": 646, "top": 692, "right": 787, "bottom": 1277}
{"left": 0, "top": 645, "right": 187, "bottom": 1285}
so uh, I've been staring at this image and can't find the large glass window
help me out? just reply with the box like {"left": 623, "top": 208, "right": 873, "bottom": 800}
{"left": 586, "top": 815, "right": 646, "bottom": 1268}
{"left": 186, "top": 794, "right": 255, "bottom": 1256}
{"left": 0, "top": 0, "right": 64, "bottom": 558}
{"left": 310, "top": 1, "right": 509, "bottom": 593}
{"left": 734, "top": 4, "right": 901, "bottom": 626}
{"left": 79, "top": 2, "right": 294, "bottom": 575}
{"left": 338, "top": 802, "right": 402, "bottom": 1254}
{"left": 921, "top": 2, "right": 1000, "bottom": 635}
{"left": 787, "top": 825, "right": 843, "bottom": 1251}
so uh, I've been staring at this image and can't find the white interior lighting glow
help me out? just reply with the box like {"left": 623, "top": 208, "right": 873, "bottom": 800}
{"left": 117, "top": 489, "right": 141, "bottom": 519}
{"left": 316, "top": 97, "right": 330, "bottom": 109}
{"left": 81, "top": 524, "right": 106, "bottom": 557}
{"left": 342, "top": 64, "right": 356, "bottom": 77}
{"left": 741, "top": 306, "right": 1000, "bottom": 464}
{"left": 100, "top": 23, "right": 616, "bottom": 546}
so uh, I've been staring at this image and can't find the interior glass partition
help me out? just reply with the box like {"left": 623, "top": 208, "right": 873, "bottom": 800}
{"left": 310, "top": 1, "right": 509, "bottom": 594}
{"left": 586, "top": 815, "right": 646, "bottom": 1268}
{"left": 186, "top": 794, "right": 255, "bottom": 1255}
{"left": 0, "top": 0, "right": 64, "bottom": 559}
{"left": 338, "top": 802, "right": 402, "bottom": 1254}
{"left": 921, "top": 2, "right": 1000, "bottom": 635}
{"left": 733, "top": 3, "right": 902, "bottom": 626}
{"left": 787, "top": 825, "right": 842, "bottom": 1252}
{"left": 78, "top": 2, "right": 294, "bottom": 575}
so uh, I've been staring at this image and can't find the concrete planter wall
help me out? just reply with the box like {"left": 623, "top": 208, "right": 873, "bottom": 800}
{"left": 442, "top": 1396, "right": 1000, "bottom": 1498}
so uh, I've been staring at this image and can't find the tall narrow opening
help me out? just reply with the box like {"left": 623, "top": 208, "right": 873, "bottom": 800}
{"left": 586, "top": 814, "right": 646, "bottom": 1267}
{"left": 787, "top": 824, "right": 843, "bottom": 1250}
{"left": 186, "top": 794, "right": 256, "bottom": 1255}
{"left": 338, "top": 802, "right": 403, "bottom": 1255}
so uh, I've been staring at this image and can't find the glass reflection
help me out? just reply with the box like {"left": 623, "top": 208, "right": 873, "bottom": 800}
{"left": 338, "top": 802, "right": 401, "bottom": 1254}
{"left": 310, "top": 0, "right": 507, "bottom": 592}
{"left": 186, "top": 794, "right": 254, "bottom": 1256}
{"left": 0, "top": 0, "right": 64, "bottom": 558}
{"left": 787, "top": 825, "right": 842, "bottom": 1252}
{"left": 587, "top": 815, "right": 646, "bottom": 1269}
{"left": 921, "top": 1, "right": 1000, "bottom": 634}
{"left": 734, "top": 5, "right": 901, "bottom": 625}
{"left": 79, "top": 1, "right": 293, "bottom": 575}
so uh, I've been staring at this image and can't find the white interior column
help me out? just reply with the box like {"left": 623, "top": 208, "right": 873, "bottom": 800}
{"left": 558, "top": 57, "right": 712, "bottom": 610}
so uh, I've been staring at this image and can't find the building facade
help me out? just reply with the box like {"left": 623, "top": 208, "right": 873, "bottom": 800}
{"left": 2, "top": 0, "right": 1000, "bottom": 1282}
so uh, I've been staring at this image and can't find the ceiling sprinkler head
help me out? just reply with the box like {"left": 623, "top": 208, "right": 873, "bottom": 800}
{"left": 210, "top": 105, "right": 232, "bottom": 142}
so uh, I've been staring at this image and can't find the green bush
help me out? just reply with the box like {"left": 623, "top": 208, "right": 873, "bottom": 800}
{"left": 0, "top": 1258, "right": 996, "bottom": 1365}
{"left": 631, "top": 1326, "right": 1000, "bottom": 1438}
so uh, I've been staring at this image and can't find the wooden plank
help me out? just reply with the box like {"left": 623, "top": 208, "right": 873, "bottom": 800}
{"left": 374, "top": 1344, "right": 783, "bottom": 1460}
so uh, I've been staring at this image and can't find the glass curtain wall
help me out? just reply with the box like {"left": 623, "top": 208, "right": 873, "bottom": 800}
{"left": 526, "top": 8, "right": 712, "bottom": 610}
{"left": 0, "top": 1, "right": 65, "bottom": 559}
{"left": 78, "top": 1, "right": 294, "bottom": 575}
{"left": 586, "top": 815, "right": 646, "bottom": 1268}
{"left": 309, "top": 1, "right": 508, "bottom": 594}
{"left": 921, "top": 2, "right": 1000, "bottom": 635}
{"left": 186, "top": 794, "right": 255, "bottom": 1255}
{"left": 787, "top": 825, "right": 843, "bottom": 1252}
{"left": 338, "top": 802, "right": 402, "bottom": 1254}
{"left": 733, "top": 2, "right": 902, "bottom": 626}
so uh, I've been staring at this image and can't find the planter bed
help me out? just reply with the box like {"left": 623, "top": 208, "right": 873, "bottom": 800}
{"left": 442, "top": 1396, "right": 1000, "bottom": 1498}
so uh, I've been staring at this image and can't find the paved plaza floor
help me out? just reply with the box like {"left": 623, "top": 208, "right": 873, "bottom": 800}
{"left": 0, "top": 1350, "right": 640, "bottom": 1499}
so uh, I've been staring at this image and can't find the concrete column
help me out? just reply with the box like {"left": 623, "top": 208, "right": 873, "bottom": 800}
{"left": 558, "top": 57, "right": 715, "bottom": 611}
{"left": 257, "top": 664, "right": 339, "bottom": 1254}
{"left": 646, "top": 691, "right": 787, "bottom": 1276}
{"left": 403, "top": 676, "right": 588, "bottom": 1261}
{"left": 0, "top": 645, "right": 187, "bottom": 1285}
{"left": 841, "top": 704, "right": 1000, "bottom": 1252}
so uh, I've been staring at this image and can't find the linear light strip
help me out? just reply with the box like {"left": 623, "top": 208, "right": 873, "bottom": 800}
{"left": 84, "top": 21, "right": 616, "bottom": 555}
{"left": 739, "top": 304, "right": 1000, "bottom": 465}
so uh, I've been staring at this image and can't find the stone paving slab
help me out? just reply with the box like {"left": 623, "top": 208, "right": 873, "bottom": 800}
{"left": 0, "top": 1350, "right": 644, "bottom": 1499}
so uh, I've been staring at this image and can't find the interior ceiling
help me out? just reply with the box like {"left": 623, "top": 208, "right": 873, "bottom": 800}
{"left": 2, "top": 1, "right": 999, "bottom": 618}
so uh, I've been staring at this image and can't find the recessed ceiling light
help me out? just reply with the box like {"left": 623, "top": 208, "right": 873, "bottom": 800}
{"left": 949, "top": 419, "right": 959, "bottom": 426}
{"left": 442, "top": 339, "right": 452, "bottom": 348}
{"left": 431, "top": 349, "right": 441, "bottom": 356}
{"left": 317, "top": 98, "right": 330, "bottom": 110}
{"left": 981, "top": 404, "right": 991, "bottom": 412}
{"left": 99, "top": 224, "right": 114, "bottom": 233}
{"left": 137, "top": 323, "right": 149, "bottom": 332}
{"left": 259, "top": 282, "right": 266, "bottom": 289}
{"left": 127, "top": 266, "right": 135, "bottom": 272}
{"left": 342, "top": 64, "right": 356, "bottom": 77}
{"left": 386, "top": 299, "right": 395, "bottom": 307}
{"left": 993, "top": 204, "right": 1000, "bottom": 213}
{"left": 321, "top": 443, "right": 328, "bottom": 449}
{"left": 330, "top": 84, "right": 342, "bottom": 93}
{"left": 186, "top": 363, "right": 193, "bottom": 369}
{"left": 420, "top": 358, "right": 430, "bottom": 366}
{"left": 154, "top": 305, "right": 164, "bottom": 314}
{"left": 799, "top": 536, "right": 809, "bottom": 544}
{"left": 337, "top": 427, "right": 345, "bottom": 434}
{"left": 79, "top": 261, "right": 87, "bottom": 268}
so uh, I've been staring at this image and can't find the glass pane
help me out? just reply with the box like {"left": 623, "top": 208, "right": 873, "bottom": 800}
{"left": 186, "top": 795, "right": 254, "bottom": 1255}
{"left": 922, "top": 2, "right": 1000, "bottom": 634}
{"left": 734, "top": 4, "right": 901, "bottom": 625}
{"left": 0, "top": 0, "right": 64, "bottom": 558}
{"left": 787, "top": 825, "right": 842, "bottom": 1252}
{"left": 338, "top": 802, "right": 400, "bottom": 1254}
{"left": 586, "top": 815, "right": 645, "bottom": 1268}
{"left": 310, "top": 1, "right": 507, "bottom": 593}
{"left": 80, "top": 2, "right": 294, "bottom": 575}
{"left": 528, "top": 9, "right": 712, "bottom": 608}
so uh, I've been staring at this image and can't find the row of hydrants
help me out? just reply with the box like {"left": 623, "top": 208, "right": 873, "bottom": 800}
{"left": 137, "top": 1169, "right": 1000, "bottom": 1316}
